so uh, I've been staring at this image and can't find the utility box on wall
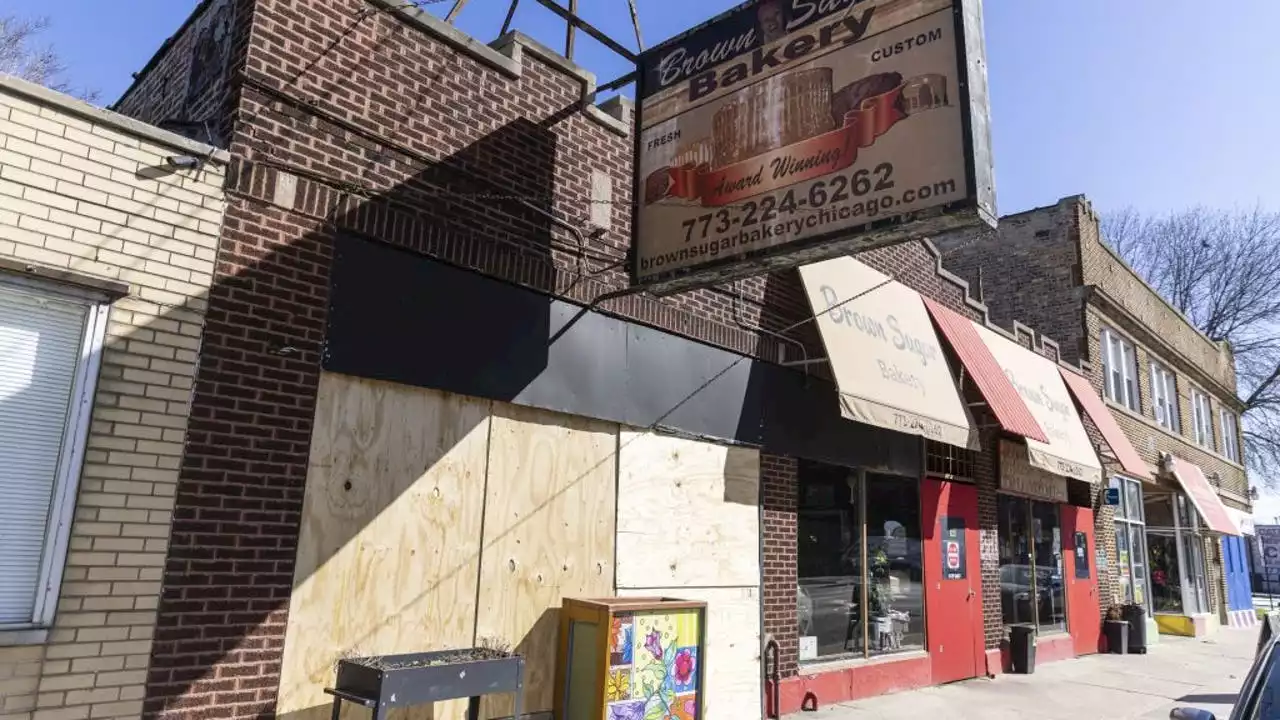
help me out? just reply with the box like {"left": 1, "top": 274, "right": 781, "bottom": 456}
{"left": 554, "top": 597, "right": 708, "bottom": 720}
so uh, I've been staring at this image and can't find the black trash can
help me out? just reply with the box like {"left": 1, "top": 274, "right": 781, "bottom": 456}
{"left": 1009, "top": 624, "right": 1037, "bottom": 674}
{"left": 1123, "top": 604, "right": 1148, "bottom": 654}
{"left": 1105, "top": 619, "right": 1129, "bottom": 655}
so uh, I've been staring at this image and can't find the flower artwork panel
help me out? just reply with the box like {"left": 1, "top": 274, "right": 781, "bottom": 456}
{"left": 607, "top": 699, "right": 646, "bottom": 720}
{"left": 613, "top": 610, "right": 700, "bottom": 720}
{"left": 611, "top": 617, "right": 634, "bottom": 667}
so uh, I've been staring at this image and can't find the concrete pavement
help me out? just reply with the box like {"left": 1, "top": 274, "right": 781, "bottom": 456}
{"left": 795, "top": 627, "right": 1260, "bottom": 719}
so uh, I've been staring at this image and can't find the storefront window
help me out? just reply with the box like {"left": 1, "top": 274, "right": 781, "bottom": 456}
{"left": 1145, "top": 491, "right": 1212, "bottom": 615}
{"left": 998, "top": 495, "right": 1067, "bottom": 633}
{"left": 1147, "top": 533, "right": 1184, "bottom": 613}
{"left": 1112, "top": 476, "right": 1150, "bottom": 610}
{"left": 796, "top": 461, "right": 924, "bottom": 661}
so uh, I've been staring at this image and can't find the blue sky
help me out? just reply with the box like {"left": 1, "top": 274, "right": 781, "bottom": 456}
{"left": 10, "top": 0, "right": 1280, "bottom": 218}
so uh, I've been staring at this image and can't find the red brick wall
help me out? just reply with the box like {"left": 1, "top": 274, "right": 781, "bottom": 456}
{"left": 761, "top": 454, "right": 799, "bottom": 678}
{"left": 110, "top": 1, "right": 1047, "bottom": 715}
{"left": 111, "top": 0, "right": 251, "bottom": 147}
{"left": 115, "top": 1, "right": 825, "bottom": 716}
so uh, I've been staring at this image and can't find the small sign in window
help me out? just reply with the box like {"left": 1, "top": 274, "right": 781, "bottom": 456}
{"left": 1074, "top": 532, "right": 1090, "bottom": 579}
{"left": 941, "top": 516, "right": 966, "bottom": 580}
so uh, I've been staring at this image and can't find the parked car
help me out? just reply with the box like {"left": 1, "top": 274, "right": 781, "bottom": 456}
{"left": 1171, "top": 613, "right": 1280, "bottom": 719}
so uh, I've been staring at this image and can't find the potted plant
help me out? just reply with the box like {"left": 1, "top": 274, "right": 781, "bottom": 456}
{"left": 868, "top": 547, "right": 896, "bottom": 650}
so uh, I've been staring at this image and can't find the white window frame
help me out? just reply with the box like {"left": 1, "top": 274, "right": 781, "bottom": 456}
{"left": 1150, "top": 361, "right": 1180, "bottom": 433}
{"left": 1101, "top": 327, "right": 1140, "bottom": 412}
{"left": 1192, "top": 389, "right": 1214, "bottom": 450}
{"left": 0, "top": 274, "right": 110, "bottom": 634}
{"left": 1221, "top": 409, "right": 1240, "bottom": 463}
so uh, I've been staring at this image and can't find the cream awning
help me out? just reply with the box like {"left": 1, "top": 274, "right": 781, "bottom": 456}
{"left": 970, "top": 322, "right": 1103, "bottom": 482}
{"left": 799, "top": 257, "right": 976, "bottom": 449}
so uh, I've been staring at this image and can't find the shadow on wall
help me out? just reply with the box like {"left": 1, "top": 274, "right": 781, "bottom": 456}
{"left": 143, "top": 113, "right": 567, "bottom": 720}
{"left": 136, "top": 91, "right": 764, "bottom": 720}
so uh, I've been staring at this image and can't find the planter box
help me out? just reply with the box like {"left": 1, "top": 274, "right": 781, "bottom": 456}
{"left": 326, "top": 649, "right": 524, "bottom": 718}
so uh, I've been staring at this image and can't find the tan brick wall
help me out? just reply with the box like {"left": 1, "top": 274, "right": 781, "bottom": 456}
{"left": 0, "top": 80, "right": 225, "bottom": 720}
{"left": 1075, "top": 199, "right": 1239, "bottom": 400}
{"left": 1084, "top": 308, "right": 1248, "bottom": 499}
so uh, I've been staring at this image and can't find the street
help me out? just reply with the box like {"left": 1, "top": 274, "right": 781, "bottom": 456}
{"left": 795, "top": 626, "right": 1260, "bottom": 719}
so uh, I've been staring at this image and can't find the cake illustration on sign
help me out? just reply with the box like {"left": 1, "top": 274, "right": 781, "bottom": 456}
{"left": 643, "top": 68, "right": 950, "bottom": 208}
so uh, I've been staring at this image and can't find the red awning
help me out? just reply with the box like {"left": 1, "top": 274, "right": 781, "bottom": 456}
{"left": 921, "top": 298, "right": 1048, "bottom": 443}
{"left": 1058, "top": 368, "right": 1151, "bottom": 479}
{"left": 1167, "top": 456, "right": 1242, "bottom": 536}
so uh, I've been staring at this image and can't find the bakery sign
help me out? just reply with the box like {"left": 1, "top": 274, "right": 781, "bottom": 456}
{"left": 632, "top": 0, "right": 997, "bottom": 294}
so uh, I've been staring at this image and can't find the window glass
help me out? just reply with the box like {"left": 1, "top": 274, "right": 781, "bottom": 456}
{"left": 1121, "top": 343, "right": 1139, "bottom": 411}
{"left": 1185, "top": 534, "right": 1209, "bottom": 614}
{"left": 998, "top": 496, "right": 1067, "bottom": 632}
{"left": 796, "top": 463, "right": 924, "bottom": 661}
{"left": 1222, "top": 411, "right": 1240, "bottom": 462}
{"left": 1244, "top": 642, "right": 1280, "bottom": 719}
{"left": 998, "top": 495, "right": 1034, "bottom": 627}
{"left": 1130, "top": 526, "right": 1149, "bottom": 608}
{"left": 1148, "top": 533, "right": 1184, "bottom": 613}
{"left": 0, "top": 283, "right": 92, "bottom": 627}
{"left": 1145, "top": 494, "right": 1175, "bottom": 528}
{"left": 864, "top": 473, "right": 924, "bottom": 657}
{"left": 1115, "top": 525, "right": 1132, "bottom": 603}
{"left": 1193, "top": 391, "right": 1214, "bottom": 449}
{"left": 1031, "top": 501, "right": 1067, "bottom": 633}
{"left": 1151, "top": 362, "right": 1180, "bottom": 433}
{"left": 797, "top": 463, "right": 861, "bottom": 659}
{"left": 1110, "top": 477, "right": 1127, "bottom": 520}
{"left": 1125, "top": 480, "right": 1144, "bottom": 522}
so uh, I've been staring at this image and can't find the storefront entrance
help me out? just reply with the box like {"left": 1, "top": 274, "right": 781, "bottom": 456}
{"left": 921, "top": 478, "right": 982, "bottom": 684}
{"left": 1063, "top": 506, "right": 1101, "bottom": 655}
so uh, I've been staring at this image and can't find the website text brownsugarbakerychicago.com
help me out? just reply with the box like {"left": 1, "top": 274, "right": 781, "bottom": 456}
{"left": 638, "top": 163, "right": 959, "bottom": 273}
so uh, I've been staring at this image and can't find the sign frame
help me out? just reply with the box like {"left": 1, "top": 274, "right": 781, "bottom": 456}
{"left": 629, "top": 0, "right": 997, "bottom": 296}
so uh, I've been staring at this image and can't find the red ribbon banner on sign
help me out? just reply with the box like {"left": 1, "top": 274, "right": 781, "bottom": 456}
{"left": 646, "top": 81, "right": 918, "bottom": 208}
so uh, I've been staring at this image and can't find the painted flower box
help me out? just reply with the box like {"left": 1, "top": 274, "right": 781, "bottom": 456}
{"left": 554, "top": 597, "right": 708, "bottom": 720}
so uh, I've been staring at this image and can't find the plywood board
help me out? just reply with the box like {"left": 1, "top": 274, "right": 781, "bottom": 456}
{"left": 475, "top": 403, "right": 619, "bottom": 719}
{"left": 615, "top": 430, "right": 760, "bottom": 589}
{"left": 618, "top": 587, "right": 763, "bottom": 720}
{"left": 277, "top": 373, "right": 492, "bottom": 720}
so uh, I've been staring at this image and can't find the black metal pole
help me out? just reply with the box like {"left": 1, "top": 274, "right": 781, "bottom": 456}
{"left": 565, "top": 0, "right": 577, "bottom": 59}
{"left": 500, "top": 0, "right": 519, "bottom": 36}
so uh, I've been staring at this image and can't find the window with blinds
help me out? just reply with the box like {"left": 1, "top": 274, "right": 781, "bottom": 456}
{"left": 0, "top": 282, "right": 92, "bottom": 627}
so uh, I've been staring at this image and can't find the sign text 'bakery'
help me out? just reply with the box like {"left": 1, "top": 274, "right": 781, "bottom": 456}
{"left": 631, "top": 0, "right": 997, "bottom": 294}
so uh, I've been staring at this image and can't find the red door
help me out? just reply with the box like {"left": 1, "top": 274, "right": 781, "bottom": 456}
{"left": 922, "top": 478, "right": 983, "bottom": 684}
{"left": 1062, "top": 506, "right": 1102, "bottom": 655}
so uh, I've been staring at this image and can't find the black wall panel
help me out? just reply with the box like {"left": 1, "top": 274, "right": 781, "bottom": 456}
{"left": 324, "top": 235, "right": 920, "bottom": 475}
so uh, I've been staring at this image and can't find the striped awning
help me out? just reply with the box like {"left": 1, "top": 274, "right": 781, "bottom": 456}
{"left": 968, "top": 321, "right": 1103, "bottom": 482}
{"left": 921, "top": 297, "right": 1047, "bottom": 443}
{"left": 1058, "top": 367, "right": 1151, "bottom": 479}
{"left": 1167, "top": 455, "right": 1242, "bottom": 536}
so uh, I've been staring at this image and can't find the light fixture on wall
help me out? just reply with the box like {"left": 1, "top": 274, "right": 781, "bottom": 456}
{"left": 165, "top": 154, "right": 204, "bottom": 170}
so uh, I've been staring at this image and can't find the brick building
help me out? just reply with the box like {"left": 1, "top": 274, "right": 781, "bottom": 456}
{"left": 938, "top": 194, "right": 1257, "bottom": 637}
{"left": 103, "top": 2, "right": 1145, "bottom": 719}
{"left": 0, "top": 77, "right": 227, "bottom": 720}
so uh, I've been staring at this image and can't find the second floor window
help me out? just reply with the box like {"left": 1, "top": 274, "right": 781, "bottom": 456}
{"left": 1102, "top": 327, "right": 1139, "bottom": 412}
{"left": 1192, "top": 390, "right": 1214, "bottom": 450}
{"left": 1221, "top": 410, "right": 1240, "bottom": 463}
{"left": 1150, "top": 362, "right": 1180, "bottom": 433}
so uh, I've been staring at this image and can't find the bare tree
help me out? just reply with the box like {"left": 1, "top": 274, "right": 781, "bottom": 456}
{"left": 0, "top": 15, "right": 99, "bottom": 103}
{"left": 1103, "top": 206, "right": 1280, "bottom": 485}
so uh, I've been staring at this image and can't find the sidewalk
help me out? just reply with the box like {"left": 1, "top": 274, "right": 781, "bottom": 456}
{"left": 794, "top": 627, "right": 1260, "bottom": 719}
